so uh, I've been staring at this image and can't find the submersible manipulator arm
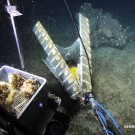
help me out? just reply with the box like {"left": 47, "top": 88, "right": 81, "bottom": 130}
{"left": 5, "top": 0, "right": 25, "bottom": 69}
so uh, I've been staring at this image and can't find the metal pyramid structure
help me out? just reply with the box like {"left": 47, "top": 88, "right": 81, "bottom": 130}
{"left": 33, "top": 14, "right": 92, "bottom": 99}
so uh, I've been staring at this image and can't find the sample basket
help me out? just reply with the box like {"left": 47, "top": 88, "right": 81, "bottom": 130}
{"left": 0, "top": 65, "right": 46, "bottom": 118}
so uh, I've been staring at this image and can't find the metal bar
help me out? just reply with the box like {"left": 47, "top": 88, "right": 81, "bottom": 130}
{"left": 6, "top": 0, "right": 25, "bottom": 69}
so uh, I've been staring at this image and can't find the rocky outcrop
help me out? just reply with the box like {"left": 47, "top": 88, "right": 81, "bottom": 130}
{"left": 80, "top": 3, "right": 128, "bottom": 49}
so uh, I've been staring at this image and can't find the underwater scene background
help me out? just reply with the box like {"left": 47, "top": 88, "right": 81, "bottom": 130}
{"left": 1, "top": 0, "right": 135, "bottom": 134}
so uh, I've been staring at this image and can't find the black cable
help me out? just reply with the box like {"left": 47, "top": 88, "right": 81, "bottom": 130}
{"left": 63, "top": 0, "right": 92, "bottom": 92}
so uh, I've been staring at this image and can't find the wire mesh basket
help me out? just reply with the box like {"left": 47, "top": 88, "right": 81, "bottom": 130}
{"left": 0, "top": 65, "right": 46, "bottom": 118}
